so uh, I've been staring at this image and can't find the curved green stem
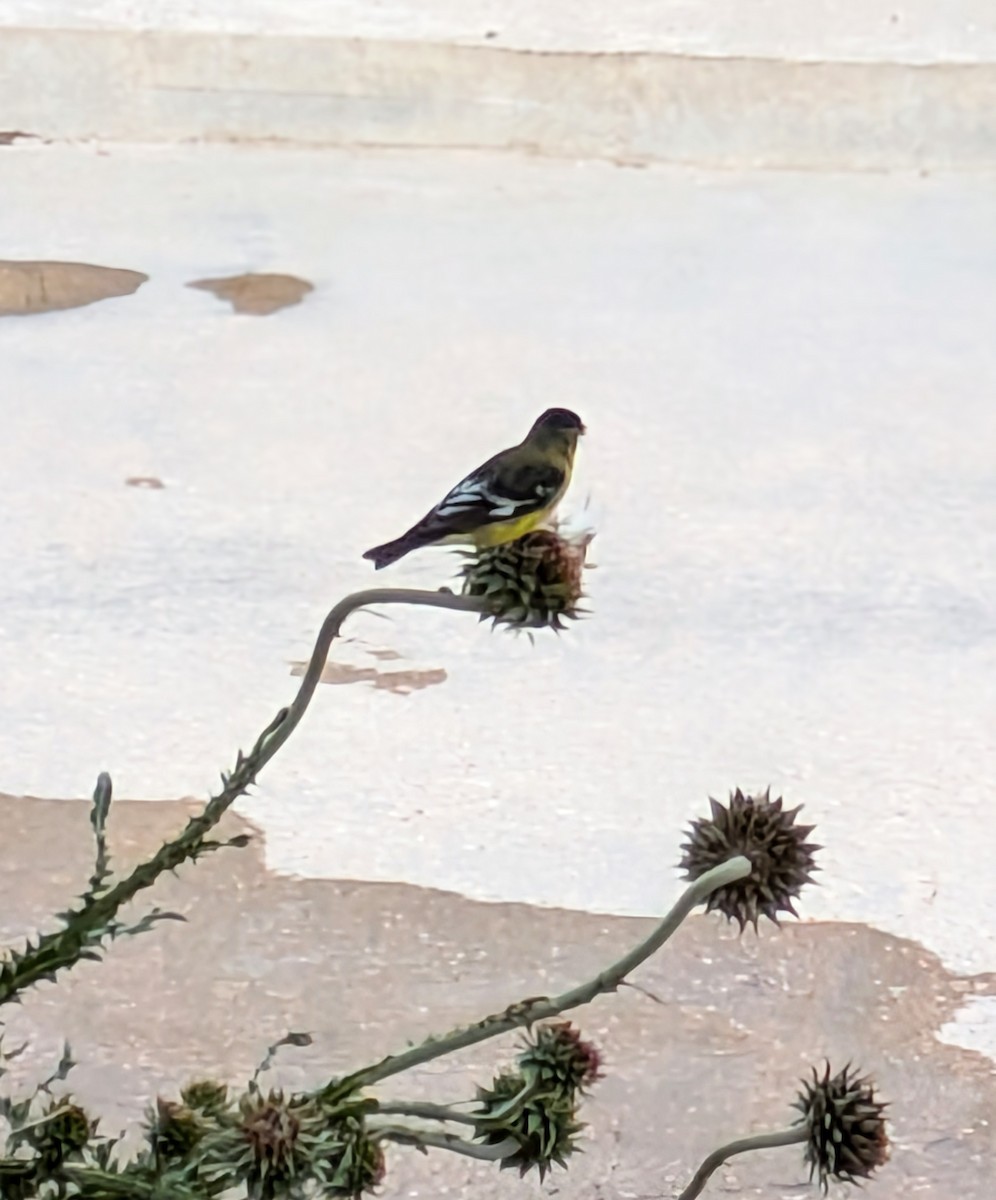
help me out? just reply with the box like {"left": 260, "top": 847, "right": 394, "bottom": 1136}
{"left": 371, "top": 1124, "right": 518, "bottom": 1161}
{"left": 53, "top": 1164, "right": 156, "bottom": 1198}
{"left": 471, "top": 1077, "right": 539, "bottom": 1126}
{"left": 255, "top": 588, "right": 484, "bottom": 765}
{"left": 677, "top": 1126, "right": 808, "bottom": 1200}
{"left": 0, "top": 587, "right": 485, "bottom": 1005}
{"left": 374, "top": 1099, "right": 480, "bottom": 1127}
{"left": 336, "top": 856, "right": 751, "bottom": 1091}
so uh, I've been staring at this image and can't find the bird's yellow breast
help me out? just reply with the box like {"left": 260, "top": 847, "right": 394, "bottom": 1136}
{"left": 471, "top": 505, "right": 554, "bottom": 547}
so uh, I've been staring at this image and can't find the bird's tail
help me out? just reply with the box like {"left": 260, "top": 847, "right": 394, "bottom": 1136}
{"left": 362, "top": 526, "right": 433, "bottom": 570}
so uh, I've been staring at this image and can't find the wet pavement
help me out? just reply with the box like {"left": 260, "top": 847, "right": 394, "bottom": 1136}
{"left": 1, "top": 797, "right": 992, "bottom": 1198}
{"left": 1, "top": 141, "right": 995, "bottom": 1195}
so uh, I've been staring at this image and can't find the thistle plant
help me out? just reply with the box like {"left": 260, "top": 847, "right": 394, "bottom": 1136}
{"left": 675, "top": 1060, "right": 890, "bottom": 1200}
{"left": 796, "top": 1062, "right": 891, "bottom": 1192}
{"left": 460, "top": 525, "right": 593, "bottom": 630}
{"left": 0, "top": 531, "right": 891, "bottom": 1198}
{"left": 679, "top": 787, "right": 821, "bottom": 930}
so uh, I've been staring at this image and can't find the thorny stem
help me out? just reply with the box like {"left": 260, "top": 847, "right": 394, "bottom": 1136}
{"left": 333, "top": 856, "right": 751, "bottom": 1093}
{"left": 44, "top": 1164, "right": 156, "bottom": 1199}
{"left": 7, "top": 1103, "right": 75, "bottom": 1135}
{"left": 676, "top": 1126, "right": 809, "bottom": 1200}
{"left": 66, "top": 1170, "right": 148, "bottom": 1195}
{"left": 371, "top": 1124, "right": 520, "bottom": 1162}
{"left": 0, "top": 588, "right": 485, "bottom": 1005}
{"left": 471, "top": 1077, "right": 539, "bottom": 1126}
{"left": 253, "top": 588, "right": 485, "bottom": 765}
{"left": 374, "top": 1100, "right": 480, "bottom": 1127}
{"left": 373, "top": 1087, "right": 540, "bottom": 1131}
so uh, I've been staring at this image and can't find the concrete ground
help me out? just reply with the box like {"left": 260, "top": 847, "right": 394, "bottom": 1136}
{"left": 1, "top": 140, "right": 995, "bottom": 1196}
{"left": 3, "top": 2, "right": 996, "bottom": 167}
{"left": 5, "top": 0, "right": 995, "bottom": 58}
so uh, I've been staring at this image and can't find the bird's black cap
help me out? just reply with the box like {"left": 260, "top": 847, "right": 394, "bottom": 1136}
{"left": 531, "top": 407, "right": 586, "bottom": 435}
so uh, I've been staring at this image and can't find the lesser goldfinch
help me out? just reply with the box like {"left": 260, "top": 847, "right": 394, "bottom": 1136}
{"left": 363, "top": 407, "right": 586, "bottom": 569}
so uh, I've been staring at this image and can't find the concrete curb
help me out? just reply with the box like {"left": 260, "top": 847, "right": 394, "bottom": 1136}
{"left": 5, "top": 26, "right": 996, "bottom": 167}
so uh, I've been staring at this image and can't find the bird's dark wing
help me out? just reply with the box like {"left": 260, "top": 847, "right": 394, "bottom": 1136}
{"left": 363, "top": 456, "right": 565, "bottom": 568}
{"left": 424, "top": 457, "right": 565, "bottom": 534}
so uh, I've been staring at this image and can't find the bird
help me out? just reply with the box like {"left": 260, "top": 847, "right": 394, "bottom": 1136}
{"left": 362, "top": 407, "right": 586, "bottom": 569}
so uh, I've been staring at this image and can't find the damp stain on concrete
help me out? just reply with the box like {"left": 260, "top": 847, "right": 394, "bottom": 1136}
{"left": 186, "top": 272, "right": 313, "bottom": 315}
{"left": 290, "top": 642, "right": 448, "bottom": 694}
{"left": 290, "top": 659, "right": 448, "bottom": 694}
{"left": 0, "top": 795, "right": 992, "bottom": 1198}
{"left": 0, "top": 260, "right": 148, "bottom": 316}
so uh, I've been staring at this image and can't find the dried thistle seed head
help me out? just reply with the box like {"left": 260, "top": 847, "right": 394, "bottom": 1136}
{"left": 148, "top": 1097, "right": 208, "bottom": 1165}
{"left": 679, "top": 787, "right": 820, "bottom": 932}
{"left": 190, "top": 1091, "right": 331, "bottom": 1193}
{"left": 322, "top": 1120, "right": 386, "bottom": 1196}
{"left": 794, "top": 1062, "right": 890, "bottom": 1193}
{"left": 519, "top": 1022, "right": 603, "bottom": 1094}
{"left": 180, "top": 1079, "right": 231, "bottom": 1121}
{"left": 460, "top": 527, "right": 593, "bottom": 631}
{"left": 240, "top": 1091, "right": 304, "bottom": 1182}
{"left": 474, "top": 1070, "right": 585, "bottom": 1180}
{"left": 25, "top": 1099, "right": 94, "bottom": 1170}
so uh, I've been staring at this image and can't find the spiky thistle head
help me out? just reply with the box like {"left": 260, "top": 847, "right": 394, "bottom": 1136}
{"left": 180, "top": 1079, "right": 232, "bottom": 1122}
{"left": 22, "top": 1098, "right": 95, "bottom": 1172}
{"left": 148, "top": 1097, "right": 208, "bottom": 1167}
{"left": 190, "top": 1091, "right": 381, "bottom": 1198}
{"left": 460, "top": 526, "right": 593, "bottom": 631}
{"left": 679, "top": 787, "right": 819, "bottom": 931}
{"left": 474, "top": 1069, "right": 584, "bottom": 1179}
{"left": 319, "top": 1115, "right": 386, "bottom": 1197}
{"left": 518, "top": 1022, "right": 602, "bottom": 1095}
{"left": 794, "top": 1062, "right": 890, "bottom": 1192}
{"left": 239, "top": 1090, "right": 308, "bottom": 1188}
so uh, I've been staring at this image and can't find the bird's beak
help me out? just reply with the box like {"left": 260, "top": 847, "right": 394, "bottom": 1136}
{"left": 579, "top": 422, "right": 587, "bottom": 435}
